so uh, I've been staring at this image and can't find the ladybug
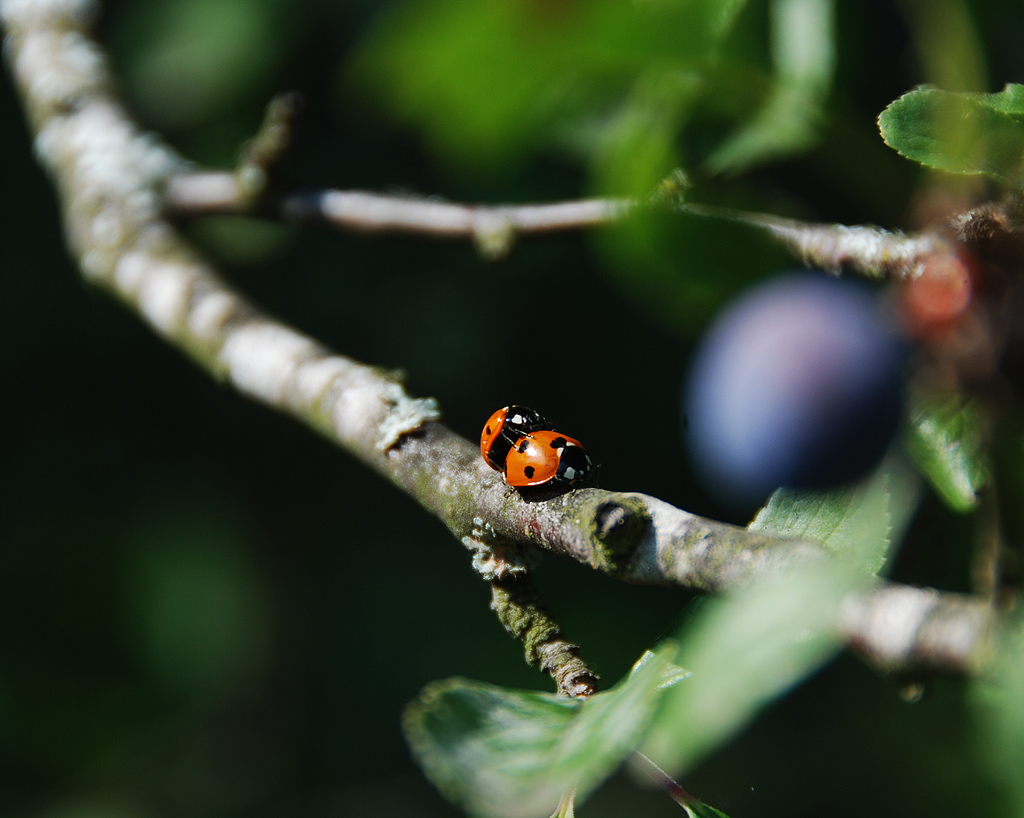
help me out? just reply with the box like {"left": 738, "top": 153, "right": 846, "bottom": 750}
{"left": 480, "top": 405, "right": 550, "bottom": 471}
{"left": 503, "top": 430, "right": 593, "bottom": 488}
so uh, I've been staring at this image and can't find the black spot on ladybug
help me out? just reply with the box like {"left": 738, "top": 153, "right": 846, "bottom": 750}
{"left": 517, "top": 439, "right": 530, "bottom": 453}
{"left": 524, "top": 466, "right": 535, "bottom": 478}
{"left": 485, "top": 425, "right": 493, "bottom": 435}
{"left": 549, "top": 436, "right": 567, "bottom": 450}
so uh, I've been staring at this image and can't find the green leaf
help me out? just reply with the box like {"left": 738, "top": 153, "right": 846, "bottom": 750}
{"left": 405, "top": 681, "right": 578, "bottom": 818}
{"left": 640, "top": 563, "right": 849, "bottom": 774}
{"left": 906, "top": 395, "right": 989, "bottom": 512}
{"left": 403, "top": 646, "right": 684, "bottom": 818}
{"left": 748, "top": 455, "right": 921, "bottom": 575}
{"left": 879, "top": 84, "right": 1024, "bottom": 189}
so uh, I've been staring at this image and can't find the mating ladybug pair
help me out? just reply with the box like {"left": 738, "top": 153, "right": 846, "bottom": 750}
{"left": 480, "top": 405, "right": 594, "bottom": 489}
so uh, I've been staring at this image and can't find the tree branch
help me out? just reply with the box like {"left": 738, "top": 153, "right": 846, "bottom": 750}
{"left": 1, "top": 0, "right": 999, "bottom": 687}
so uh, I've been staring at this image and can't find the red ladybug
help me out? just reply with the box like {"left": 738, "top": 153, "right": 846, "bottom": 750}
{"left": 480, "top": 405, "right": 550, "bottom": 470}
{"left": 503, "top": 430, "right": 593, "bottom": 488}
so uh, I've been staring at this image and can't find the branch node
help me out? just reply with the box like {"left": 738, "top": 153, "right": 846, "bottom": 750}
{"left": 463, "top": 517, "right": 532, "bottom": 580}
{"left": 471, "top": 210, "right": 517, "bottom": 260}
{"left": 652, "top": 168, "right": 692, "bottom": 207}
{"left": 235, "top": 90, "right": 305, "bottom": 202}
{"left": 590, "top": 496, "right": 650, "bottom": 574}
{"left": 536, "top": 640, "right": 600, "bottom": 699}
{"left": 236, "top": 164, "right": 267, "bottom": 199}
{"left": 375, "top": 383, "right": 442, "bottom": 451}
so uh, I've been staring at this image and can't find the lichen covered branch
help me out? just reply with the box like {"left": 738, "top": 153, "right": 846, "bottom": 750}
{"left": 0, "top": 0, "right": 1000, "bottom": 684}
{"left": 490, "top": 578, "right": 600, "bottom": 698}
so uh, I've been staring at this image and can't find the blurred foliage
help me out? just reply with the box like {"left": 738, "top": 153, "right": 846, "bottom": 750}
{"left": 347, "top": 0, "right": 843, "bottom": 209}
{"left": 111, "top": 0, "right": 298, "bottom": 136}
{"left": 704, "top": 0, "right": 835, "bottom": 174}
{"left": 597, "top": 208, "right": 793, "bottom": 336}
{"left": 973, "top": 612, "right": 1024, "bottom": 817}
{"left": 349, "top": 0, "right": 747, "bottom": 188}
{"left": 5, "top": 0, "right": 1024, "bottom": 816}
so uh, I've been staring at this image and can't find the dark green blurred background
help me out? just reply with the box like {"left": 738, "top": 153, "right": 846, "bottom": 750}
{"left": 2, "top": 0, "right": 1022, "bottom": 815}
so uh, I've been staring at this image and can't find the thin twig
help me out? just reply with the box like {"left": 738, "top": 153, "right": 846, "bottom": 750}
{"left": 164, "top": 173, "right": 628, "bottom": 259}
{"left": 165, "top": 173, "right": 624, "bottom": 234}
{"left": 164, "top": 172, "right": 951, "bottom": 276}
{"left": 681, "top": 204, "right": 949, "bottom": 279}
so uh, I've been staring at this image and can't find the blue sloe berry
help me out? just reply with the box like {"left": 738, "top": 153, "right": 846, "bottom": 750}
{"left": 684, "top": 273, "right": 905, "bottom": 508}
